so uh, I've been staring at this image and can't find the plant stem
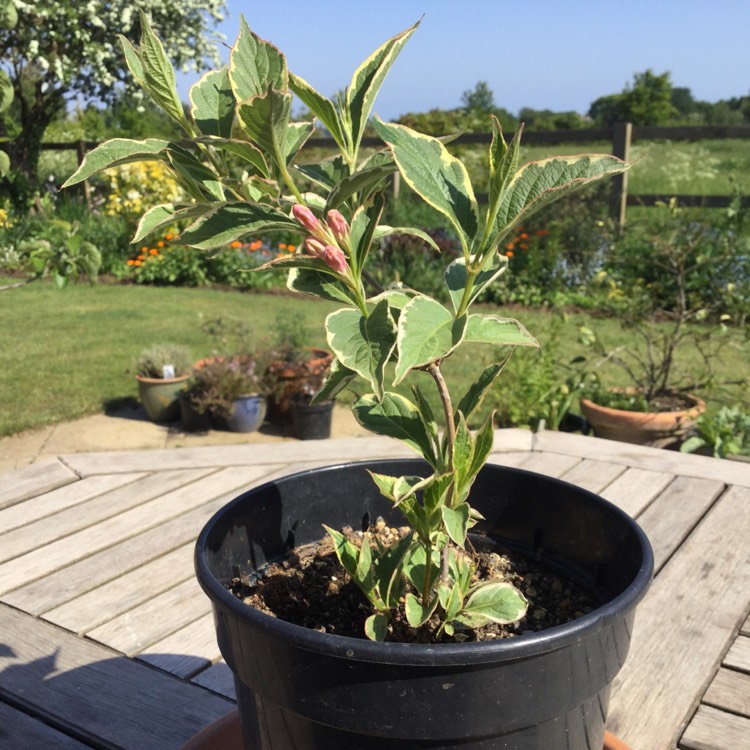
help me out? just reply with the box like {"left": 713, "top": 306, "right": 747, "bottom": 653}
{"left": 427, "top": 362, "right": 455, "bottom": 470}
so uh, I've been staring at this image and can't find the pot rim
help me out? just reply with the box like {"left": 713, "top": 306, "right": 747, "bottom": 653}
{"left": 135, "top": 372, "right": 191, "bottom": 385}
{"left": 195, "top": 459, "right": 654, "bottom": 666}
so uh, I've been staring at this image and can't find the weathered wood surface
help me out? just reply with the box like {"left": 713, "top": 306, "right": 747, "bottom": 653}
{"left": 0, "top": 429, "right": 748, "bottom": 749}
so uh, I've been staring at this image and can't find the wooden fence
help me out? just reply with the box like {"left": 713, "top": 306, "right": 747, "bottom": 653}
{"left": 43, "top": 123, "right": 750, "bottom": 227}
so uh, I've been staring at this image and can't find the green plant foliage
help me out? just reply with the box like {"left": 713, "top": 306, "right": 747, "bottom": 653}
{"left": 681, "top": 405, "right": 750, "bottom": 458}
{"left": 61, "top": 15, "right": 629, "bottom": 643}
{"left": 136, "top": 343, "right": 193, "bottom": 378}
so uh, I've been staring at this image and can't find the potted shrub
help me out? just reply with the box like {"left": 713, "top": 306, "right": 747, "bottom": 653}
{"left": 188, "top": 354, "right": 270, "bottom": 433}
{"left": 65, "top": 13, "right": 652, "bottom": 749}
{"left": 134, "top": 343, "right": 192, "bottom": 422}
{"left": 577, "top": 200, "right": 748, "bottom": 447}
{"left": 265, "top": 311, "right": 333, "bottom": 424}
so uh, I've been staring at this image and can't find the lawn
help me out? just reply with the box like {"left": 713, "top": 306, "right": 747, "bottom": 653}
{"left": 2, "top": 281, "right": 748, "bottom": 438}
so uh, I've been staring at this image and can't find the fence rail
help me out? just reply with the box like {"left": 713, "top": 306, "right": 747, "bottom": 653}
{"left": 42, "top": 123, "right": 750, "bottom": 226}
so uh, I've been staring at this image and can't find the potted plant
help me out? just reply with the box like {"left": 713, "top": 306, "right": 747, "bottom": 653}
{"left": 680, "top": 404, "right": 750, "bottom": 460}
{"left": 188, "top": 354, "right": 270, "bottom": 433}
{"left": 576, "top": 198, "right": 750, "bottom": 446}
{"left": 64, "top": 13, "right": 652, "bottom": 749}
{"left": 134, "top": 343, "right": 192, "bottom": 422}
{"left": 265, "top": 311, "right": 333, "bottom": 425}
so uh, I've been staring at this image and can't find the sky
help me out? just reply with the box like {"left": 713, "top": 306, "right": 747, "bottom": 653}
{"left": 177, "top": 0, "right": 750, "bottom": 121}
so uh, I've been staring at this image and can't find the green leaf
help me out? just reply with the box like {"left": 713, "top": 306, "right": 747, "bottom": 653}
{"left": 353, "top": 392, "right": 438, "bottom": 465}
{"left": 444, "top": 254, "right": 508, "bottom": 314}
{"left": 61, "top": 138, "right": 169, "bottom": 188}
{"left": 310, "top": 358, "right": 357, "bottom": 405}
{"left": 236, "top": 88, "right": 293, "bottom": 163}
{"left": 295, "top": 155, "right": 349, "bottom": 191}
{"left": 166, "top": 145, "right": 225, "bottom": 200}
{"left": 402, "top": 543, "right": 440, "bottom": 596}
{"left": 394, "top": 297, "right": 467, "bottom": 384}
{"left": 464, "top": 314, "right": 539, "bottom": 348}
{"left": 289, "top": 72, "right": 347, "bottom": 151}
{"left": 137, "top": 12, "right": 189, "bottom": 130}
{"left": 118, "top": 35, "right": 146, "bottom": 88}
{"left": 194, "top": 136, "right": 269, "bottom": 178}
{"left": 441, "top": 503, "right": 471, "bottom": 548}
{"left": 0, "top": 150, "right": 9, "bottom": 178}
{"left": 373, "top": 118, "right": 479, "bottom": 251}
{"left": 367, "top": 472, "right": 432, "bottom": 506}
{"left": 323, "top": 525, "right": 359, "bottom": 579}
{"left": 132, "top": 203, "right": 206, "bottom": 245}
{"left": 190, "top": 67, "right": 236, "bottom": 138}
{"left": 457, "top": 582, "right": 528, "bottom": 627}
{"left": 326, "top": 160, "right": 396, "bottom": 212}
{"left": 488, "top": 118, "right": 521, "bottom": 212}
{"left": 467, "top": 414, "right": 495, "bottom": 483}
{"left": 229, "top": 16, "right": 287, "bottom": 102}
{"left": 347, "top": 21, "right": 419, "bottom": 151}
{"left": 364, "top": 613, "right": 388, "bottom": 641}
{"left": 455, "top": 361, "right": 509, "bottom": 423}
{"left": 405, "top": 592, "right": 438, "bottom": 628}
{"left": 285, "top": 121, "right": 314, "bottom": 163}
{"left": 349, "top": 193, "right": 385, "bottom": 274}
{"left": 287, "top": 267, "right": 357, "bottom": 305}
{"left": 374, "top": 534, "right": 413, "bottom": 608}
{"left": 179, "top": 203, "right": 297, "bottom": 249}
{"left": 373, "top": 225, "right": 441, "bottom": 254}
{"left": 326, "top": 300, "right": 397, "bottom": 399}
{"left": 488, "top": 154, "right": 629, "bottom": 248}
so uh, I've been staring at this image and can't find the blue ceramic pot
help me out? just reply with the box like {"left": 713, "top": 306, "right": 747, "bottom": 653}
{"left": 226, "top": 394, "right": 267, "bottom": 433}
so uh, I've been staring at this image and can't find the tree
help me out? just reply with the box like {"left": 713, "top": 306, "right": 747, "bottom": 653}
{"left": 0, "top": 0, "right": 225, "bottom": 197}
{"left": 588, "top": 69, "right": 677, "bottom": 126}
{"left": 461, "top": 80, "right": 495, "bottom": 112}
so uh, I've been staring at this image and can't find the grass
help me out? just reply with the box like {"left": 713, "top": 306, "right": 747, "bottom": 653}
{"left": 2, "top": 281, "right": 748, "bottom": 438}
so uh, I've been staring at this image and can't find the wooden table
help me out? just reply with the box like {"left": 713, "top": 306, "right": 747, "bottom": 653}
{"left": 1, "top": 430, "right": 748, "bottom": 749}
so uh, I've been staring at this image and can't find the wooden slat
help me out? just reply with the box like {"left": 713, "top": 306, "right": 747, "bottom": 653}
{"left": 43, "top": 542, "right": 195, "bottom": 632}
{"left": 559, "top": 458, "right": 626, "bottom": 494}
{"left": 0, "top": 469, "right": 210, "bottom": 564}
{"left": 2, "top": 486, "right": 255, "bottom": 614}
{"left": 742, "top": 615, "right": 750, "bottom": 636}
{"left": 0, "top": 459, "right": 77, "bottom": 509}
{"left": 191, "top": 662, "right": 236, "bottom": 701}
{"left": 0, "top": 701, "right": 94, "bottom": 749}
{"left": 680, "top": 705, "right": 750, "bottom": 750}
{"left": 63, "top": 436, "right": 411, "bottom": 475}
{"left": 723, "top": 635, "right": 750, "bottom": 673}
{"left": 702, "top": 667, "right": 750, "bottom": 717}
{"left": 138, "top": 613, "right": 221, "bottom": 679}
{"left": 0, "top": 465, "right": 267, "bottom": 595}
{"left": 534, "top": 431, "right": 750, "bottom": 487}
{"left": 607, "top": 485, "right": 750, "bottom": 748}
{"left": 599, "top": 467, "right": 674, "bottom": 518}
{"left": 507, "top": 450, "right": 581, "bottom": 478}
{"left": 0, "top": 604, "right": 233, "bottom": 750}
{"left": 634, "top": 476, "right": 724, "bottom": 572}
{"left": 87, "top": 577, "right": 211, "bottom": 656}
{"left": 0, "top": 472, "right": 144, "bottom": 534}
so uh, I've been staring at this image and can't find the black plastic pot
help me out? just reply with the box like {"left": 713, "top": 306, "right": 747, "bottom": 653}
{"left": 289, "top": 398, "right": 334, "bottom": 440}
{"left": 195, "top": 460, "right": 653, "bottom": 750}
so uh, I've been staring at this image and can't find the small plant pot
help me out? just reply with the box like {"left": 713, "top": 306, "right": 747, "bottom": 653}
{"left": 225, "top": 394, "right": 267, "bottom": 433}
{"left": 581, "top": 391, "right": 706, "bottom": 448}
{"left": 289, "top": 398, "right": 334, "bottom": 440}
{"left": 195, "top": 460, "right": 653, "bottom": 750}
{"left": 178, "top": 393, "right": 212, "bottom": 433}
{"left": 266, "top": 348, "right": 332, "bottom": 423}
{"left": 135, "top": 373, "right": 190, "bottom": 422}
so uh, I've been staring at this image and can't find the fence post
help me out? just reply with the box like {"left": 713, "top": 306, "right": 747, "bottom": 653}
{"left": 609, "top": 122, "right": 632, "bottom": 230}
{"left": 76, "top": 140, "right": 91, "bottom": 204}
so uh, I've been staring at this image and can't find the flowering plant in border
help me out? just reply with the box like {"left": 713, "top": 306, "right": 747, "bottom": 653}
{"left": 64, "top": 13, "right": 628, "bottom": 642}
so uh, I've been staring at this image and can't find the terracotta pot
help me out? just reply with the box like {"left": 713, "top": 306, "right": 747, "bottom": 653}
{"left": 180, "top": 710, "right": 633, "bottom": 750}
{"left": 581, "top": 390, "right": 706, "bottom": 448}
{"left": 266, "top": 348, "right": 332, "bottom": 423}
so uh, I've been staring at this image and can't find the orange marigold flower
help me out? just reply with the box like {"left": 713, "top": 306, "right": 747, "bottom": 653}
{"left": 165, "top": 233, "right": 174, "bottom": 241}
{"left": 286, "top": 244, "right": 296, "bottom": 253}
{"left": 520, "top": 243, "right": 528, "bottom": 251}
{"left": 279, "top": 243, "right": 287, "bottom": 250}
{"left": 535, "top": 229, "right": 549, "bottom": 236}
{"left": 150, "top": 248, "right": 159, "bottom": 255}
{"left": 250, "top": 240, "right": 263, "bottom": 251}
{"left": 140, "top": 246, "right": 148, "bottom": 253}
{"left": 127, "top": 259, "right": 135, "bottom": 266}
{"left": 230, "top": 241, "right": 242, "bottom": 249}
{"left": 520, "top": 233, "right": 529, "bottom": 240}
{"left": 134, "top": 260, "right": 142, "bottom": 266}
{"left": 157, "top": 240, "right": 165, "bottom": 248}
{"left": 505, "top": 250, "right": 514, "bottom": 258}
{"left": 506, "top": 242, "right": 515, "bottom": 251}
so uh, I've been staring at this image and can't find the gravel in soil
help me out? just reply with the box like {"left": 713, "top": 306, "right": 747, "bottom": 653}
{"left": 228, "top": 519, "right": 598, "bottom": 643}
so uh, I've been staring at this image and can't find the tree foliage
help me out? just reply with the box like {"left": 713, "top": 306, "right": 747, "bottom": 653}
{"left": 0, "top": 0, "right": 225, "bottom": 196}
{"left": 588, "top": 69, "right": 677, "bottom": 127}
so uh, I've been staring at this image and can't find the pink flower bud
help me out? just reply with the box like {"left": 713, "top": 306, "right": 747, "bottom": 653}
{"left": 292, "top": 204, "right": 322, "bottom": 233}
{"left": 305, "top": 238, "right": 327, "bottom": 256}
{"left": 326, "top": 210, "right": 350, "bottom": 244}
{"left": 320, "top": 245, "right": 349, "bottom": 274}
